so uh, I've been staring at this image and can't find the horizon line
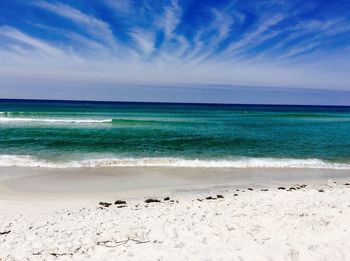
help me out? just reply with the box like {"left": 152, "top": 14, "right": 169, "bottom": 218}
{"left": 0, "top": 98, "right": 350, "bottom": 108}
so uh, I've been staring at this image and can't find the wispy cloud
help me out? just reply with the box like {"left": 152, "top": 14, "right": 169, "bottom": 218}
{"left": 187, "top": 7, "right": 237, "bottom": 62}
{"left": 104, "top": 0, "right": 132, "bottom": 13}
{"left": 223, "top": 14, "right": 285, "bottom": 57}
{"left": 0, "top": 26, "right": 64, "bottom": 59}
{"left": 36, "top": 1, "right": 118, "bottom": 50}
{"left": 129, "top": 29, "right": 155, "bottom": 56}
{"left": 157, "top": 0, "right": 181, "bottom": 40}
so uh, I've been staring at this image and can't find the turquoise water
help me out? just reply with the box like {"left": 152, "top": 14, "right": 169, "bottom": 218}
{"left": 0, "top": 99, "right": 350, "bottom": 168}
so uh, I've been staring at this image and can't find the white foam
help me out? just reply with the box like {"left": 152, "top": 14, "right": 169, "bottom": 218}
{"left": 0, "top": 117, "right": 112, "bottom": 124}
{"left": 0, "top": 155, "right": 349, "bottom": 169}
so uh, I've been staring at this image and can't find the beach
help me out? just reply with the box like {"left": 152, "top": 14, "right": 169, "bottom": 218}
{"left": 1, "top": 167, "right": 350, "bottom": 260}
{"left": 1, "top": 101, "right": 350, "bottom": 260}
{"left": 1, "top": 0, "right": 350, "bottom": 258}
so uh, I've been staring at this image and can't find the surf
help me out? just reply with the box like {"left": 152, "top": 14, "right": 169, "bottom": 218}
{"left": 0, "top": 155, "right": 349, "bottom": 169}
{"left": 0, "top": 117, "right": 112, "bottom": 124}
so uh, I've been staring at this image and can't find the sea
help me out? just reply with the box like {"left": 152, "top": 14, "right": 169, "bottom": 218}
{"left": 0, "top": 99, "right": 350, "bottom": 169}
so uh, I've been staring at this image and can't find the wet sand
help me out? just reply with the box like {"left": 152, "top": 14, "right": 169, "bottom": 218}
{"left": 0, "top": 166, "right": 349, "bottom": 200}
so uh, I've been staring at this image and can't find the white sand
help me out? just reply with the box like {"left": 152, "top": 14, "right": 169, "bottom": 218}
{"left": 1, "top": 180, "right": 350, "bottom": 260}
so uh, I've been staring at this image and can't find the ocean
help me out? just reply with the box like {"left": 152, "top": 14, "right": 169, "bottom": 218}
{"left": 0, "top": 99, "right": 350, "bottom": 169}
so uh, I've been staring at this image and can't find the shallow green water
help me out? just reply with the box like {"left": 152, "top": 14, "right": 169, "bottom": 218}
{"left": 0, "top": 100, "right": 349, "bottom": 168}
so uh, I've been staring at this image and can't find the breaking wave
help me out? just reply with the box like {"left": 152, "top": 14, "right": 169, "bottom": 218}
{"left": 0, "top": 117, "right": 112, "bottom": 124}
{"left": 0, "top": 155, "right": 349, "bottom": 169}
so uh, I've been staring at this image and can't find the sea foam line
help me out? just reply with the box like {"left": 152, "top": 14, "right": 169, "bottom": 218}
{"left": 0, "top": 117, "right": 112, "bottom": 124}
{"left": 0, "top": 155, "right": 349, "bottom": 169}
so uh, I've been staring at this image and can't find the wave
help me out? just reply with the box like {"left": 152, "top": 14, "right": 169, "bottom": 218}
{"left": 0, "top": 115, "right": 175, "bottom": 125}
{"left": 0, "top": 155, "right": 349, "bottom": 169}
{"left": 0, "top": 117, "right": 112, "bottom": 124}
{"left": 0, "top": 114, "right": 186, "bottom": 125}
{"left": 0, "top": 118, "right": 187, "bottom": 126}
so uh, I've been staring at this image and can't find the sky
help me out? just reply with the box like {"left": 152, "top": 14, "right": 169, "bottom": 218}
{"left": 0, "top": 0, "right": 350, "bottom": 105}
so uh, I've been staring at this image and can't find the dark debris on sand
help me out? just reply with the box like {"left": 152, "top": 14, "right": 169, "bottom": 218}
{"left": 145, "top": 199, "right": 161, "bottom": 203}
{"left": 99, "top": 202, "right": 112, "bottom": 208}
{"left": 115, "top": 200, "right": 127, "bottom": 205}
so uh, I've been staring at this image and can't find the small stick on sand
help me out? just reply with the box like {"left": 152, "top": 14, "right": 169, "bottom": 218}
{"left": 96, "top": 238, "right": 150, "bottom": 248}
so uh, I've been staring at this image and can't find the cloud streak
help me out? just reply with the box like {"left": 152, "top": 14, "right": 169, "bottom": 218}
{"left": 35, "top": 1, "right": 119, "bottom": 50}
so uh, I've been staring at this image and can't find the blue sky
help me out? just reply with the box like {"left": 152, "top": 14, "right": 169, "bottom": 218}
{"left": 0, "top": 0, "right": 350, "bottom": 104}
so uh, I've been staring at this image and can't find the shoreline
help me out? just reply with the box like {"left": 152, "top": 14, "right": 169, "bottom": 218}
{"left": 0, "top": 166, "right": 350, "bottom": 200}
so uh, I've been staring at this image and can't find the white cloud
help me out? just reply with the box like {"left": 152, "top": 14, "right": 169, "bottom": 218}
{"left": 158, "top": 0, "right": 182, "bottom": 40}
{"left": 0, "top": 26, "right": 63, "bottom": 58}
{"left": 224, "top": 14, "right": 285, "bottom": 56}
{"left": 105, "top": 0, "right": 132, "bottom": 13}
{"left": 36, "top": 1, "right": 118, "bottom": 49}
{"left": 129, "top": 29, "right": 155, "bottom": 56}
